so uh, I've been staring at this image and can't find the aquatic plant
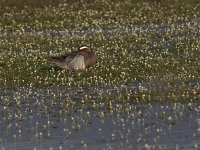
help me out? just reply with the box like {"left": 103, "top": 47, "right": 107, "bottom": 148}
{"left": 0, "top": 0, "right": 199, "bottom": 103}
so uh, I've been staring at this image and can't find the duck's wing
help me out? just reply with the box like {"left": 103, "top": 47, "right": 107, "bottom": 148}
{"left": 48, "top": 56, "right": 65, "bottom": 62}
{"left": 68, "top": 54, "right": 85, "bottom": 70}
{"left": 48, "top": 51, "right": 85, "bottom": 70}
{"left": 64, "top": 51, "right": 79, "bottom": 64}
{"left": 48, "top": 51, "right": 77, "bottom": 62}
{"left": 64, "top": 51, "right": 85, "bottom": 70}
{"left": 48, "top": 55, "right": 68, "bottom": 70}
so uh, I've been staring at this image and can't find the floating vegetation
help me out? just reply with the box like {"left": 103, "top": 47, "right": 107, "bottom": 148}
{"left": 0, "top": 0, "right": 200, "bottom": 149}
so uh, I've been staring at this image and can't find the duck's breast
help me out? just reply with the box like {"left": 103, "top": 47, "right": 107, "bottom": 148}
{"left": 84, "top": 52, "right": 97, "bottom": 69}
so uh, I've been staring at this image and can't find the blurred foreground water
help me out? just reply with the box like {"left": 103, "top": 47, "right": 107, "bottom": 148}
{"left": 0, "top": 84, "right": 200, "bottom": 150}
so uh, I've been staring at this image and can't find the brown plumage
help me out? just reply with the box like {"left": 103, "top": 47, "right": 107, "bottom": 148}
{"left": 48, "top": 46, "right": 97, "bottom": 71}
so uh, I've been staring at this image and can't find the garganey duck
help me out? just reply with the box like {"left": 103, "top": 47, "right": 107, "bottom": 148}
{"left": 48, "top": 46, "right": 97, "bottom": 71}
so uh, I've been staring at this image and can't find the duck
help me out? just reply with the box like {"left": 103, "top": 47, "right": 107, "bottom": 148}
{"left": 48, "top": 46, "right": 97, "bottom": 71}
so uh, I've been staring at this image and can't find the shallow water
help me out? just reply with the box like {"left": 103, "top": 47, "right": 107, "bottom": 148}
{"left": 1, "top": 20, "right": 199, "bottom": 39}
{"left": 0, "top": 85, "right": 200, "bottom": 150}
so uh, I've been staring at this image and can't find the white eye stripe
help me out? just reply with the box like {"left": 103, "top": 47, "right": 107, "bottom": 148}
{"left": 79, "top": 46, "right": 88, "bottom": 50}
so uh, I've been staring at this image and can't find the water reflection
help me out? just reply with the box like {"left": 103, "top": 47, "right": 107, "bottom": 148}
{"left": 0, "top": 87, "right": 200, "bottom": 149}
